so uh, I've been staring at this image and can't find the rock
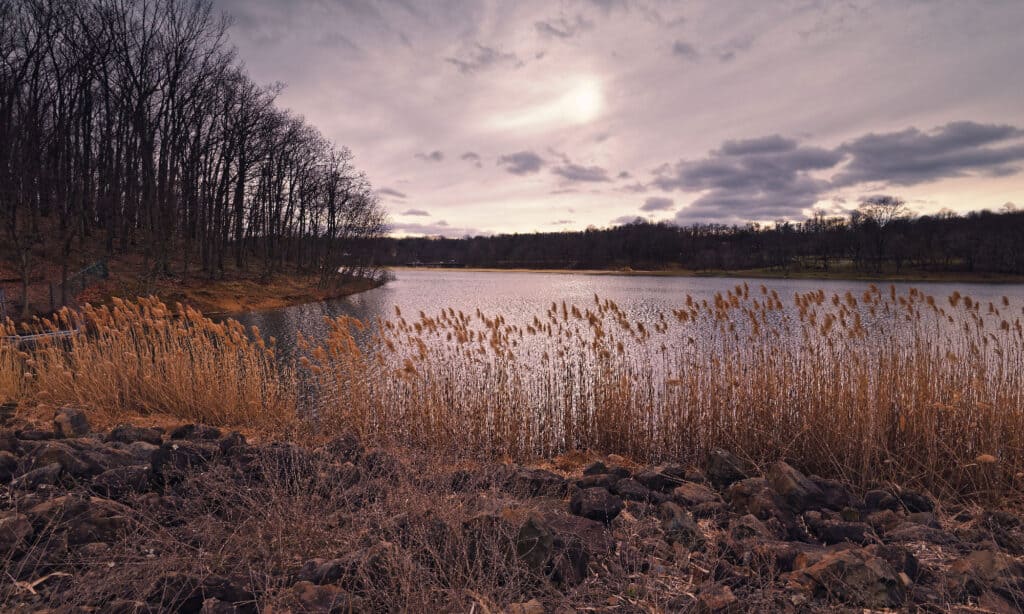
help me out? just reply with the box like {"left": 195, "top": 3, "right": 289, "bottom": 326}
{"left": 810, "top": 520, "right": 876, "bottom": 545}
{"left": 726, "top": 478, "right": 803, "bottom": 540}
{"left": 53, "top": 407, "right": 90, "bottom": 438}
{"left": 905, "top": 511, "right": 940, "bottom": 528}
{"left": 809, "top": 476, "right": 857, "bottom": 510}
{"left": 147, "top": 572, "right": 253, "bottom": 612}
{"left": 896, "top": 489, "right": 934, "bottom": 513}
{"left": 576, "top": 473, "right": 618, "bottom": 489}
{"left": 92, "top": 465, "right": 152, "bottom": 499}
{"left": 658, "top": 501, "right": 704, "bottom": 548}
{"left": 505, "top": 599, "right": 545, "bottom": 614}
{"left": 279, "top": 581, "right": 360, "bottom": 613}
{"left": 502, "top": 467, "right": 567, "bottom": 497}
{"left": 884, "top": 522, "right": 960, "bottom": 546}
{"left": 865, "top": 544, "right": 920, "bottom": 581}
{"left": 169, "top": 423, "right": 222, "bottom": 440}
{"left": 26, "top": 495, "right": 132, "bottom": 544}
{"left": 582, "top": 461, "right": 608, "bottom": 475}
{"left": 16, "top": 428, "right": 56, "bottom": 441}
{"left": 864, "top": 489, "right": 900, "bottom": 512}
{"left": 360, "top": 448, "right": 401, "bottom": 480}
{"left": 151, "top": 440, "right": 220, "bottom": 482}
{"left": 0, "top": 450, "right": 17, "bottom": 483}
{"left": 705, "top": 449, "right": 750, "bottom": 488}
{"left": 570, "top": 487, "right": 623, "bottom": 523}
{"left": 671, "top": 481, "right": 720, "bottom": 507}
{"left": 866, "top": 509, "right": 903, "bottom": 534}
{"left": 297, "top": 557, "right": 358, "bottom": 585}
{"left": 11, "top": 462, "right": 62, "bottom": 489}
{"left": 767, "top": 461, "right": 824, "bottom": 511}
{"left": 785, "top": 548, "right": 906, "bottom": 608}
{"left": 126, "top": 441, "right": 160, "bottom": 463}
{"left": 635, "top": 463, "right": 688, "bottom": 492}
{"left": 695, "top": 584, "right": 739, "bottom": 613}
{"left": 729, "top": 514, "right": 775, "bottom": 541}
{"left": 612, "top": 478, "right": 665, "bottom": 503}
{"left": 947, "top": 550, "right": 1024, "bottom": 598}
{"left": 107, "top": 424, "right": 163, "bottom": 446}
{"left": 0, "top": 513, "right": 34, "bottom": 553}
{"left": 515, "top": 513, "right": 554, "bottom": 573}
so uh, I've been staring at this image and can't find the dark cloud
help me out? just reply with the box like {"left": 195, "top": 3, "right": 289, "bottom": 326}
{"left": 671, "top": 40, "right": 699, "bottom": 60}
{"left": 551, "top": 163, "right": 612, "bottom": 182}
{"left": 460, "top": 151, "right": 483, "bottom": 168}
{"left": 715, "top": 34, "right": 755, "bottom": 62}
{"left": 720, "top": 135, "right": 797, "bottom": 156}
{"left": 833, "top": 121, "right": 1024, "bottom": 187}
{"left": 498, "top": 151, "right": 545, "bottom": 175}
{"left": 400, "top": 208, "right": 430, "bottom": 216}
{"left": 445, "top": 44, "right": 521, "bottom": 74}
{"left": 535, "top": 14, "right": 594, "bottom": 39}
{"left": 378, "top": 187, "right": 408, "bottom": 199}
{"left": 640, "top": 196, "right": 674, "bottom": 211}
{"left": 390, "top": 221, "right": 486, "bottom": 238}
{"left": 611, "top": 215, "right": 645, "bottom": 225}
{"left": 617, "top": 171, "right": 631, "bottom": 179}
{"left": 588, "top": 0, "right": 629, "bottom": 12}
{"left": 414, "top": 150, "right": 444, "bottom": 162}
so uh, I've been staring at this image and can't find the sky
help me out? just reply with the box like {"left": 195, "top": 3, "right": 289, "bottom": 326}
{"left": 215, "top": 0, "right": 1024, "bottom": 237}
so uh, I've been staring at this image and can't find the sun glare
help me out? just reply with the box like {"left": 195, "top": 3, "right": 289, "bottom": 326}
{"left": 489, "top": 77, "right": 604, "bottom": 130}
{"left": 564, "top": 80, "right": 603, "bottom": 124}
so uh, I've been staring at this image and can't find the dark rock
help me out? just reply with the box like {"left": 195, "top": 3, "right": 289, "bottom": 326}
{"left": 576, "top": 473, "right": 618, "bottom": 489}
{"left": 16, "top": 428, "right": 56, "bottom": 441}
{"left": 729, "top": 513, "right": 775, "bottom": 541}
{"left": 92, "top": 465, "right": 152, "bottom": 499}
{"left": 691, "top": 501, "right": 727, "bottom": 519}
{"left": 864, "top": 489, "right": 900, "bottom": 512}
{"left": 515, "top": 513, "right": 554, "bottom": 573}
{"left": 905, "top": 511, "right": 940, "bottom": 528}
{"left": 946, "top": 550, "right": 1024, "bottom": 599}
{"left": 169, "top": 423, "right": 222, "bottom": 440}
{"left": 11, "top": 462, "right": 62, "bottom": 489}
{"left": 767, "top": 461, "right": 823, "bottom": 511}
{"left": 865, "top": 544, "right": 920, "bottom": 581}
{"left": 26, "top": 495, "right": 132, "bottom": 545}
{"left": 811, "top": 520, "right": 876, "bottom": 545}
{"left": 0, "top": 431, "right": 21, "bottom": 454}
{"left": 361, "top": 448, "right": 401, "bottom": 480}
{"left": 125, "top": 441, "right": 160, "bottom": 463}
{"left": 635, "top": 463, "right": 688, "bottom": 492}
{"left": 151, "top": 440, "right": 220, "bottom": 482}
{"left": 279, "top": 581, "right": 361, "bottom": 613}
{"left": 147, "top": 572, "right": 254, "bottom": 613}
{"left": 582, "top": 460, "right": 608, "bottom": 475}
{"left": 896, "top": 489, "right": 934, "bottom": 513}
{"left": 570, "top": 487, "right": 623, "bottom": 524}
{"left": 611, "top": 478, "right": 665, "bottom": 503}
{"left": 218, "top": 431, "right": 247, "bottom": 455}
{"left": 705, "top": 449, "right": 751, "bottom": 489}
{"left": 809, "top": 476, "right": 857, "bottom": 510}
{"left": 106, "top": 424, "right": 163, "bottom": 446}
{"left": 726, "top": 478, "right": 799, "bottom": 538}
{"left": 884, "top": 522, "right": 960, "bottom": 546}
{"left": 502, "top": 467, "right": 567, "bottom": 497}
{"left": 0, "top": 450, "right": 17, "bottom": 483}
{"left": 785, "top": 548, "right": 906, "bottom": 608}
{"left": 695, "top": 584, "right": 739, "bottom": 613}
{"left": 297, "top": 557, "right": 358, "bottom": 585}
{"left": 866, "top": 509, "right": 903, "bottom": 534}
{"left": 671, "top": 481, "right": 721, "bottom": 507}
{"left": 983, "top": 510, "right": 1022, "bottom": 531}
{"left": 658, "top": 501, "right": 704, "bottom": 548}
{"left": 53, "top": 407, "right": 90, "bottom": 438}
{"left": 542, "top": 514, "right": 609, "bottom": 587}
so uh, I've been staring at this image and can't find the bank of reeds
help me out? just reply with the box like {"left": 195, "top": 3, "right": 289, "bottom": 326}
{"left": 4, "top": 286, "right": 1023, "bottom": 497}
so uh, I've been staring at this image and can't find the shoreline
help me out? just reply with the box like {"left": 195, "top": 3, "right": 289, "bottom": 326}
{"left": 389, "top": 265, "right": 1024, "bottom": 284}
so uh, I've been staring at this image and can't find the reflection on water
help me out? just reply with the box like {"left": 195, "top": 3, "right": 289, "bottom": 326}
{"left": 231, "top": 270, "right": 1024, "bottom": 356}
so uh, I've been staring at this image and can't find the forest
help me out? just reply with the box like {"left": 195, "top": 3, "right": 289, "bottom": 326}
{"left": 376, "top": 199, "right": 1024, "bottom": 276}
{"left": 1, "top": 0, "right": 386, "bottom": 314}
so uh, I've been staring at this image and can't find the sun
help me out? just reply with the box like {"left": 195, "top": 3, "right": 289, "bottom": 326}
{"left": 563, "top": 80, "right": 603, "bottom": 124}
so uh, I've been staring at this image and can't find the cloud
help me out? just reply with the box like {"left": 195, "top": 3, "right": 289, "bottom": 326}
{"left": 460, "top": 151, "right": 483, "bottom": 168}
{"left": 551, "top": 163, "right": 612, "bottom": 182}
{"left": 535, "top": 14, "right": 594, "bottom": 39}
{"left": 715, "top": 34, "right": 755, "bottom": 62}
{"left": 378, "top": 187, "right": 408, "bottom": 199}
{"left": 833, "top": 121, "right": 1024, "bottom": 187}
{"left": 389, "top": 221, "right": 486, "bottom": 238}
{"left": 498, "top": 150, "right": 545, "bottom": 175}
{"left": 611, "top": 215, "right": 645, "bottom": 225}
{"left": 549, "top": 219, "right": 574, "bottom": 225}
{"left": 400, "top": 208, "right": 430, "bottom": 216}
{"left": 445, "top": 44, "right": 521, "bottom": 74}
{"left": 640, "top": 196, "right": 674, "bottom": 211}
{"left": 671, "top": 40, "right": 699, "bottom": 60}
{"left": 414, "top": 150, "right": 444, "bottom": 162}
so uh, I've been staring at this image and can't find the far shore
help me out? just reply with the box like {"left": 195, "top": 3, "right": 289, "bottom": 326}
{"left": 389, "top": 265, "right": 1024, "bottom": 285}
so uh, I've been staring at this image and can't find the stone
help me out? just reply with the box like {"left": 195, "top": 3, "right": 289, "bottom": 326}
{"left": 16, "top": 429, "right": 56, "bottom": 441}
{"left": 947, "top": 550, "right": 1024, "bottom": 598}
{"left": 865, "top": 544, "right": 920, "bottom": 581}
{"left": 635, "top": 463, "right": 688, "bottom": 492}
{"left": 671, "top": 481, "right": 720, "bottom": 507}
{"left": 11, "top": 462, "right": 62, "bottom": 489}
{"left": 866, "top": 509, "right": 903, "bottom": 534}
{"left": 729, "top": 513, "right": 775, "bottom": 541}
{"left": 576, "top": 473, "right": 618, "bottom": 489}
{"left": 147, "top": 572, "right": 253, "bottom": 612}
{"left": 569, "top": 487, "right": 623, "bottom": 524}
{"left": 864, "top": 489, "right": 900, "bottom": 512}
{"left": 53, "top": 407, "right": 90, "bottom": 438}
{"left": 502, "top": 467, "right": 567, "bottom": 497}
{"left": 811, "top": 520, "right": 876, "bottom": 545}
{"left": 809, "top": 476, "right": 857, "bottom": 510}
{"left": 884, "top": 522, "right": 960, "bottom": 546}
{"left": 169, "top": 423, "right": 222, "bottom": 440}
{"left": 695, "top": 584, "right": 740, "bottom": 613}
{"left": 515, "top": 513, "right": 554, "bottom": 572}
{"left": 785, "top": 548, "right": 906, "bottom": 608}
{"left": 505, "top": 599, "right": 545, "bottom": 614}
{"left": 0, "top": 450, "right": 17, "bottom": 483}
{"left": 658, "top": 501, "right": 704, "bottom": 548}
{"left": 705, "top": 449, "right": 750, "bottom": 488}
{"left": 905, "top": 511, "right": 940, "bottom": 528}
{"left": 582, "top": 461, "right": 608, "bottom": 475}
{"left": 26, "top": 495, "right": 132, "bottom": 545}
{"left": 322, "top": 431, "right": 363, "bottom": 463}
{"left": 767, "top": 461, "right": 824, "bottom": 511}
{"left": 896, "top": 489, "right": 934, "bottom": 513}
{"left": 280, "top": 581, "right": 361, "bottom": 613}
{"left": 92, "top": 465, "right": 152, "bottom": 499}
{"left": 612, "top": 478, "right": 665, "bottom": 503}
{"left": 106, "top": 424, "right": 163, "bottom": 446}
{"left": 151, "top": 440, "right": 220, "bottom": 482}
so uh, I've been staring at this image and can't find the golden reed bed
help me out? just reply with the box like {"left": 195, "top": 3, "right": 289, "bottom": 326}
{"left": 2, "top": 285, "right": 1022, "bottom": 499}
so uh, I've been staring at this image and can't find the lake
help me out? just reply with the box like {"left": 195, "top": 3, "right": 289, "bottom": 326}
{"left": 232, "top": 269, "right": 1024, "bottom": 356}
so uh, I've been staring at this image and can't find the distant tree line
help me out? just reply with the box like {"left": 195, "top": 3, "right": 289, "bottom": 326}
{"left": 1, "top": 0, "right": 386, "bottom": 313}
{"left": 375, "top": 199, "right": 1024, "bottom": 275}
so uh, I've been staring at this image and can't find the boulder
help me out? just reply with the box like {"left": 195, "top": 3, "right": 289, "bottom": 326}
{"left": 151, "top": 440, "right": 220, "bottom": 482}
{"left": 864, "top": 489, "right": 900, "bottom": 512}
{"left": 672, "top": 480, "right": 720, "bottom": 507}
{"left": 705, "top": 449, "right": 750, "bottom": 488}
{"left": 505, "top": 600, "right": 545, "bottom": 614}
{"left": 811, "top": 520, "right": 876, "bottom": 545}
{"left": 729, "top": 513, "right": 775, "bottom": 541}
{"left": 582, "top": 461, "right": 608, "bottom": 475}
{"left": 785, "top": 548, "right": 906, "bottom": 608}
{"left": 11, "top": 462, "right": 62, "bottom": 490}
{"left": 515, "top": 513, "right": 555, "bottom": 573}
{"left": 321, "top": 431, "right": 363, "bottom": 463}
{"left": 695, "top": 584, "right": 740, "bottom": 613}
{"left": 946, "top": 550, "right": 1024, "bottom": 598}
{"left": 53, "top": 407, "right": 90, "bottom": 438}
{"left": 570, "top": 487, "right": 623, "bottom": 524}
{"left": 92, "top": 465, "right": 152, "bottom": 499}
{"left": 502, "top": 467, "right": 567, "bottom": 497}
{"left": 106, "top": 424, "right": 163, "bottom": 446}
{"left": 169, "top": 423, "right": 222, "bottom": 440}
{"left": 0, "top": 512, "right": 34, "bottom": 553}
{"left": 576, "top": 473, "right": 618, "bottom": 489}
{"left": 611, "top": 478, "right": 665, "bottom": 503}
{"left": 767, "top": 461, "right": 824, "bottom": 511}
{"left": 279, "top": 581, "right": 361, "bottom": 613}
{"left": 896, "top": 489, "right": 935, "bottom": 513}
{"left": 0, "top": 450, "right": 17, "bottom": 483}
{"left": 658, "top": 501, "right": 704, "bottom": 548}
{"left": 635, "top": 463, "right": 688, "bottom": 492}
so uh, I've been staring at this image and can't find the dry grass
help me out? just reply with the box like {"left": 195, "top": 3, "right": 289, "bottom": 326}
{"left": 5, "top": 285, "right": 1024, "bottom": 497}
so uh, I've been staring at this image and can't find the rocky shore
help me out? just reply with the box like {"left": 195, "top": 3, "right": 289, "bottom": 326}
{"left": 2, "top": 409, "right": 1023, "bottom": 612}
